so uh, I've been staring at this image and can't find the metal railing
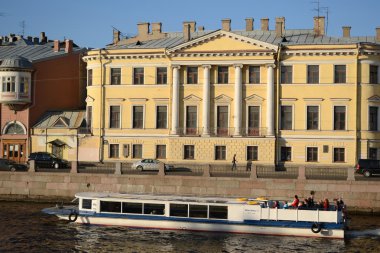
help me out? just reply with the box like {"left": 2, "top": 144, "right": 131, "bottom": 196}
{"left": 256, "top": 166, "right": 298, "bottom": 179}
{"left": 305, "top": 166, "right": 348, "bottom": 180}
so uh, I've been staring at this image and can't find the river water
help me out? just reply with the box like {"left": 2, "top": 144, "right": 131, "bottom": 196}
{"left": 0, "top": 201, "right": 380, "bottom": 253}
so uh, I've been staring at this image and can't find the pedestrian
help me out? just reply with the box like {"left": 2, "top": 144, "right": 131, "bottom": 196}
{"left": 231, "top": 154, "right": 237, "bottom": 171}
{"left": 246, "top": 159, "right": 252, "bottom": 171}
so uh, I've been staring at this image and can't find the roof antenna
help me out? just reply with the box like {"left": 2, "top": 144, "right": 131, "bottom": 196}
{"left": 312, "top": 0, "right": 329, "bottom": 35}
{"left": 20, "top": 20, "right": 26, "bottom": 36}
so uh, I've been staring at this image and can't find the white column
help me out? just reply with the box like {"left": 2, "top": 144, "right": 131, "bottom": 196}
{"left": 171, "top": 66, "right": 180, "bottom": 135}
{"left": 234, "top": 64, "right": 243, "bottom": 136}
{"left": 202, "top": 65, "right": 211, "bottom": 136}
{"left": 266, "top": 64, "right": 275, "bottom": 136}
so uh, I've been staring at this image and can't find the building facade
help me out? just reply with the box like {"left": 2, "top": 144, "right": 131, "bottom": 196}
{"left": 0, "top": 33, "right": 86, "bottom": 162}
{"left": 81, "top": 17, "right": 380, "bottom": 167}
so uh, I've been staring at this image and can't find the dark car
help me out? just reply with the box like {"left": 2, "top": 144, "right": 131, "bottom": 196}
{"left": 355, "top": 159, "right": 380, "bottom": 177}
{"left": 0, "top": 158, "right": 28, "bottom": 172}
{"left": 28, "top": 152, "right": 69, "bottom": 169}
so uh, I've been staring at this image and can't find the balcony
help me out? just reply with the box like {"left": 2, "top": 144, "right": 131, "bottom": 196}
{"left": 0, "top": 91, "right": 31, "bottom": 104}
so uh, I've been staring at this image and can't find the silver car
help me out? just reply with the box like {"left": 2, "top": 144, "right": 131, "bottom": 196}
{"left": 132, "top": 159, "right": 173, "bottom": 171}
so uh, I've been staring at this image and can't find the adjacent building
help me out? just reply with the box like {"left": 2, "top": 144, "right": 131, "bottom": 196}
{"left": 0, "top": 33, "right": 86, "bottom": 162}
{"left": 79, "top": 16, "right": 380, "bottom": 166}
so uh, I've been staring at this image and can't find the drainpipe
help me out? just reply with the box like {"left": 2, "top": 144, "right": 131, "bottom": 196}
{"left": 99, "top": 49, "right": 104, "bottom": 162}
{"left": 275, "top": 45, "right": 282, "bottom": 165}
{"left": 355, "top": 43, "right": 360, "bottom": 163}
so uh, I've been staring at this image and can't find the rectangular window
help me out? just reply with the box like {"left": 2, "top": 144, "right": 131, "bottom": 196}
{"left": 156, "top": 67, "right": 167, "bottom": 84}
{"left": 307, "top": 147, "right": 318, "bottom": 162}
{"left": 109, "top": 144, "right": 119, "bottom": 158}
{"left": 184, "top": 145, "right": 195, "bottom": 160}
{"left": 82, "top": 199, "right": 92, "bottom": 209}
{"left": 187, "top": 67, "right": 198, "bottom": 84}
{"left": 218, "top": 66, "right": 229, "bottom": 84}
{"left": 86, "top": 106, "right": 92, "bottom": 128}
{"left": 88, "top": 69, "right": 93, "bottom": 86}
{"left": 109, "top": 106, "right": 120, "bottom": 128}
{"left": 133, "top": 106, "right": 144, "bottom": 129}
{"left": 334, "top": 65, "right": 346, "bottom": 83}
{"left": 132, "top": 144, "right": 142, "bottom": 159}
{"left": 280, "top": 147, "right": 292, "bottom": 161}
{"left": 122, "top": 202, "right": 142, "bottom": 214}
{"left": 156, "top": 106, "right": 167, "bottom": 129}
{"left": 249, "top": 66, "right": 260, "bottom": 84}
{"left": 133, "top": 67, "right": 144, "bottom": 85}
{"left": 217, "top": 106, "right": 228, "bottom": 136}
{"left": 307, "top": 106, "right": 319, "bottom": 130}
{"left": 189, "top": 204, "right": 208, "bottom": 218}
{"left": 170, "top": 204, "right": 188, "bottom": 217}
{"left": 334, "top": 106, "right": 346, "bottom": 130}
{"left": 186, "top": 106, "right": 197, "bottom": 135}
{"left": 100, "top": 201, "right": 121, "bottom": 213}
{"left": 307, "top": 65, "right": 319, "bottom": 84}
{"left": 247, "top": 146, "right": 258, "bottom": 161}
{"left": 281, "top": 106, "right": 293, "bottom": 130}
{"left": 156, "top": 145, "right": 166, "bottom": 159}
{"left": 248, "top": 106, "right": 260, "bottom": 136}
{"left": 370, "top": 65, "right": 378, "bottom": 84}
{"left": 369, "top": 148, "right": 378, "bottom": 159}
{"left": 281, "top": 66, "right": 292, "bottom": 84}
{"left": 143, "top": 203, "right": 165, "bottom": 215}
{"left": 369, "top": 106, "right": 378, "bottom": 131}
{"left": 19, "top": 77, "right": 29, "bottom": 93}
{"left": 111, "top": 68, "right": 121, "bottom": 85}
{"left": 209, "top": 205, "right": 227, "bottom": 219}
{"left": 333, "top": 148, "right": 345, "bottom": 162}
{"left": 2, "top": 76, "right": 16, "bottom": 92}
{"left": 215, "top": 146, "right": 226, "bottom": 160}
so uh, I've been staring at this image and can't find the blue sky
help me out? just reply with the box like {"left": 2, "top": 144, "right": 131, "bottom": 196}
{"left": 1, "top": 0, "right": 379, "bottom": 48}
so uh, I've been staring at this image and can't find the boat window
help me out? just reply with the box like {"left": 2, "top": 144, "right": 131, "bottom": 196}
{"left": 209, "top": 205, "right": 228, "bottom": 219}
{"left": 189, "top": 204, "right": 208, "bottom": 218}
{"left": 170, "top": 204, "right": 188, "bottom": 217}
{"left": 122, "top": 202, "right": 143, "bottom": 214}
{"left": 143, "top": 203, "right": 165, "bottom": 215}
{"left": 100, "top": 201, "right": 121, "bottom": 213}
{"left": 82, "top": 199, "right": 92, "bottom": 209}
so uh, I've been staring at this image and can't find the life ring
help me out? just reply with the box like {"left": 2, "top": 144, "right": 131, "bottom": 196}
{"left": 68, "top": 211, "right": 78, "bottom": 222}
{"left": 311, "top": 223, "right": 322, "bottom": 233}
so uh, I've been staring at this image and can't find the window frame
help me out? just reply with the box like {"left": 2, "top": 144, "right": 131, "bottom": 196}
{"left": 369, "top": 65, "right": 379, "bottom": 84}
{"left": 217, "top": 66, "right": 229, "bottom": 84}
{"left": 132, "top": 144, "right": 143, "bottom": 159}
{"left": 369, "top": 106, "right": 379, "bottom": 131}
{"left": 184, "top": 145, "right": 195, "bottom": 160}
{"left": 306, "top": 105, "right": 319, "bottom": 130}
{"left": 86, "top": 106, "right": 92, "bottom": 129}
{"left": 307, "top": 65, "right": 319, "bottom": 84}
{"left": 280, "top": 105, "right": 293, "bottom": 130}
{"left": 109, "top": 144, "right": 119, "bottom": 158}
{"left": 156, "top": 145, "right": 166, "bottom": 159}
{"left": 280, "top": 147, "right": 292, "bottom": 162}
{"left": 185, "top": 105, "right": 197, "bottom": 135}
{"left": 248, "top": 66, "right": 260, "bottom": 84}
{"left": 110, "top": 68, "right": 121, "bottom": 85}
{"left": 156, "top": 67, "right": 167, "bottom": 85}
{"left": 133, "top": 67, "right": 144, "bottom": 85}
{"left": 333, "top": 105, "right": 346, "bottom": 130}
{"left": 186, "top": 66, "right": 198, "bottom": 84}
{"left": 132, "top": 105, "right": 144, "bottom": 129}
{"left": 281, "top": 65, "right": 293, "bottom": 84}
{"left": 333, "top": 147, "right": 345, "bottom": 163}
{"left": 156, "top": 105, "right": 168, "bottom": 129}
{"left": 306, "top": 147, "right": 318, "bottom": 162}
{"left": 215, "top": 145, "right": 226, "bottom": 160}
{"left": 87, "top": 69, "right": 93, "bottom": 86}
{"left": 334, "top": 65, "right": 346, "bottom": 84}
{"left": 246, "top": 146, "right": 258, "bottom": 161}
{"left": 109, "top": 105, "right": 121, "bottom": 129}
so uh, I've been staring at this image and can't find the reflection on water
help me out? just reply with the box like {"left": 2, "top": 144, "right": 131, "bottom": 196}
{"left": 0, "top": 201, "right": 379, "bottom": 253}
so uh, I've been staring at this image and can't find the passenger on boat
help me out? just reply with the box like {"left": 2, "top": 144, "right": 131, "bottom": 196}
{"left": 290, "top": 195, "right": 299, "bottom": 208}
{"left": 298, "top": 201, "right": 306, "bottom": 210}
{"left": 282, "top": 201, "right": 289, "bottom": 209}
{"left": 323, "top": 198, "right": 330, "bottom": 210}
{"left": 272, "top": 200, "right": 279, "bottom": 209}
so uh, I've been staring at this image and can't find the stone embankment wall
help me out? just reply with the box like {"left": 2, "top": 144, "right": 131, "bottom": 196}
{"left": 0, "top": 171, "right": 379, "bottom": 213}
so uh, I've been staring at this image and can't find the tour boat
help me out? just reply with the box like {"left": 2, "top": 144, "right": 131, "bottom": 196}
{"left": 42, "top": 192, "right": 346, "bottom": 239}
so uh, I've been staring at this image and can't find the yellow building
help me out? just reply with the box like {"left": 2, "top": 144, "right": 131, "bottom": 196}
{"left": 81, "top": 17, "right": 380, "bottom": 167}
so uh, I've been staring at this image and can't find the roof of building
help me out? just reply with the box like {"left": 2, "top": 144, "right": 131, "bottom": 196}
{"left": 108, "top": 29, "right": 379, "bottom": 50}
{"left": 33, "top": 110, "right": 86, "bottom": 129}
{"left": 0, "top": 55, "right": 33, "bottom": 69}
{"left": 0, "top": 37, "right": 85, "bottom": 63}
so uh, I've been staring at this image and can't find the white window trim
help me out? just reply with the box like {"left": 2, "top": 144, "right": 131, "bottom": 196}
{"left": 333, "top": 64, "right": 347, "bottom": 84}
{"left": 246, "top": 145, "right": 259, "bottom": 161}
{"left": 110, "top": 67, "right": 122, "bottom": 85}
{"left": 368, "top": 105, "right": 380, "bottom": 131}
{"left": 2, "top": 120, "right": 27, "bottom": 135}
{"left": 214, "top": 144, "right": 227, "bottom": 161}
{"left": 279, "top": 146, "right": 292, "bottom": 162}
{"left": 305, "top": 105, "right": 321, "bottom": 130}
{"left": 155, "top": 144, "right": 166, "bottom": 159}
{"left": 183, "top": 144, "right": 195, "bottom": 160}
{"left": 133, "top": 67, "right": 145, "bottom": 85}
{"left": 132, "top": 144, "right": 143, "bottom": 159}
{"left": 87, "top": 69, "right": 93, "bottom": 86}
{"left": 280, "top": 104, "right": 294, "bottom": 130}
{"left": 214, "top": 104, "right": 231, "bottom": 135}
{"left": 246, "top": 65, "right": 261, "bottom": 85}
{"left": 332, "top": 146, "right": 346, "bottom": 163}
{"left": 245, "top": 105, "right": 262, "bottom": 134}
{"left": 305, "top": 146, "right": 319, "bottom": 162}
{"left": 306, "top": 64, "right": 320, "bottom": 84}
{"left": 108, "top": 104, "right": 122, "bottom": 129}
{"left": 156, "top": 66, "right": 168, "bottom": 85}
{"left": 131, "top": 104, "right": 146, "bottom": 129}
{"left": 108, "top": 143, "right": 120, "bottom": 159}
{"left": 184, "top": 105, "right": 198, "bottom": 134}
{"left": 155, "top": 105, "right": 168, "bottom": 129}
{"left": 332, "top": 105, "right": 348, "bottom": 131}
{"left": 280, "top": 65, "right": 293, "bottom": 84}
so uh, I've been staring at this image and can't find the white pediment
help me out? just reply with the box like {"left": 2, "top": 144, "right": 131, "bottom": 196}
{"left": 53, "top": 117, "right": 69, "bottom": 128}
{"left": 245, "top": 94, "right": 265, "bottom": 102}
{"left": 85, "top": 96, "right": 95, "bottom": 103}
{"left": 167, "top": 30, "right": 278, "bottom": 54}
{"left": 215, "top": 94, "right": 233, "bottom": 103}
{"left": 368, "top": 95, "right": 380, "bottom": 102}
{"left": 183, "top": 94, "right": 202, "bottom": 102}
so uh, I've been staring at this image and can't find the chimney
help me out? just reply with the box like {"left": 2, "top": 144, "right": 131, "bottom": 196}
{"left": 313, "top": 16, "right": 325, "bottom": 36}
{"left": 245, "top": 18, "right": 254, "bottom": 31}
{"left": 113, "top": 29, "right": 120, "bottom": 44}
{"left": 198, "top": 26, "right": 204, "bottom": 32}
{"left": 152, "top": 22, "right": 162, "bottom": 35}
{"left": 342, "top": 26, "right": 351, "bottom": 38}
{"left": 27, "top": 36, "right": 33, "bottom": 42}
{"left": 261, "top": 18, "right": 269, "bottom": 31}
{"left": 137, "top": 22, "right": 150, "bottom": 37}
{"left": 53, "top": 40, "right": 60, "bottom": 52}
{"left": 377, "top": 27, "right": 380, "bottom": 41}
{"left": 183, "top": 21, "right": 196, "bottom": 33}
{"left": 40, "top": 32, "right": 47, "bottom": 43}
{"left": 222, "top": 19, "right": 231, "bottom": 32}
{"left": 275, "top": 17, "right": 285, "bottom": 37}
{"left": 33, "top": 37, "right": 39, "bottom": 44}
{"left": 183, "top": 22, "right": 191, "bottom": 42}
{"left": 65, "top": 39, "right": 73, "bottom": 53}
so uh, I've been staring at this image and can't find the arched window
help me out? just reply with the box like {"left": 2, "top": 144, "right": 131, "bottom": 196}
{"left": 3, "top": 122, "right": 26, "bottom": 135}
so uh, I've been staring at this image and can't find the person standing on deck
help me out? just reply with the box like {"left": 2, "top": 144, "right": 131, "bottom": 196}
{"left": 231, "top": 154, "right": 237, "bottom": 171}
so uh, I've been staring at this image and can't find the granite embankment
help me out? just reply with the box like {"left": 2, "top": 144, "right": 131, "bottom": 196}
{"left": 0, "top": 170, "right": 379, "bottom": 213}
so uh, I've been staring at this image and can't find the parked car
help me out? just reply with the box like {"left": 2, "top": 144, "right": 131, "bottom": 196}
{"left": 131, "top": 159, "right": 173, "bottom": 171}
{"left": 28, "top": 152, "right": 69, "bottom": 169}
{"left": 355, "top": 159, "right": 380, "bottom": 177}
{"left": 0, "top": 158, "right": 27, "bottom": 172}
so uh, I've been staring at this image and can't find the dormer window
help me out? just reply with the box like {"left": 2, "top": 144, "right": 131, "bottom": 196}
{"left": 2, "top": 76, "right": 16, "bottom": 92}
